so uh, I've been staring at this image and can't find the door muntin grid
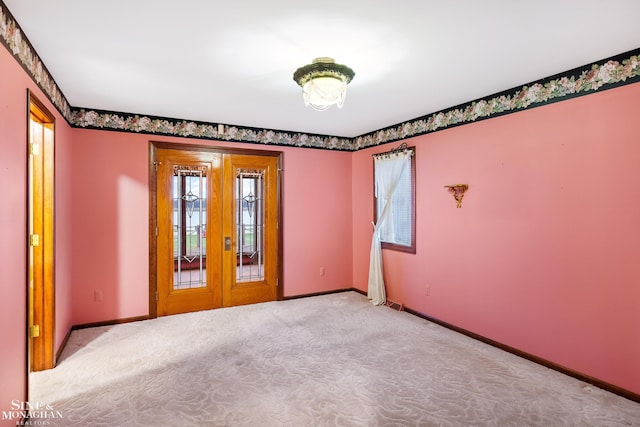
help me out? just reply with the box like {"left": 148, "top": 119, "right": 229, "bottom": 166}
{"left": 236, "top": 170, "right": 264, "bottom": 282}
{"left": 173, "top": 166, "right": 207, "bottom": 290}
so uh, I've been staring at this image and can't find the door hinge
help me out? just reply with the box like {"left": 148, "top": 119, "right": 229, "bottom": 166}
{"left": 29, "top": 234, "right": 40, "bottom": 247}
{"left": 29, "top": 142, "right": 40, "bottom": 156}
{"left": 276, "top": 278, "right": 279, "bottom": 288}
{"left": 30, "top": 325, "right": 40, "bottom": 338}
{"left": 156, "top": 226, "right": 159, "bottom": 237}
{"left": 153, "top": 161, "right": 162, "bottom": 172}
{"left": 155, "top": 291, "right": 159, "bottom": 301}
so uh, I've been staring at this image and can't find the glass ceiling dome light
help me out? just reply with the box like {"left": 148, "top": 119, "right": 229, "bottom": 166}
{"left": 293, "top": 57, "right": 355, "bottom": 111}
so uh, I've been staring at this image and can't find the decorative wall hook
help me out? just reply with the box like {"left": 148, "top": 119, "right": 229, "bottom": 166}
{"left": 444, "top": 184, "right": 469, "bottom": 208}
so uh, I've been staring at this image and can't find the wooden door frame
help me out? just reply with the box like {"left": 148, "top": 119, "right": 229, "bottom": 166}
{"left": 27, "top": 90, "right": 56, "bottom": 372}
{"left": 148, "top": 141, "right": 284, "bottom": 318}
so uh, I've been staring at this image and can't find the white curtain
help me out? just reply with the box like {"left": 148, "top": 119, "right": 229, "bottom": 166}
{"left": 367, "top": 151, "right": 410, "bottom": 305}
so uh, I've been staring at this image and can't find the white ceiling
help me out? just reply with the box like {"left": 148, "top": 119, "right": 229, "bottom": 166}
{"left": 4, "top": 0, "right": 640, "bottom": 138}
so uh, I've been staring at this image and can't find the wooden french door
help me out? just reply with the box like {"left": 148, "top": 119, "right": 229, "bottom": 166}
{"left": 222, "top": 154, "right": 279, "bottom": 307}
{"left": 153, "top": 145, "right": 280, "bottom": 316}
{"left": 156, "top": 148, "right": 222, "bottom": 316}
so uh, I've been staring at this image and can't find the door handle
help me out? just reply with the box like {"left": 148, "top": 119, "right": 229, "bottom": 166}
{"left": 224, "top": 237, "right": 231, "bottom": 251}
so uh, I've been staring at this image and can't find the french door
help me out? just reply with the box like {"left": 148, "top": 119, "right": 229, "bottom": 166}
{"left": 152, "top": 144, "right": 280, "bottom": 317}
{"left": 155, "top": 148, "right": 222, "bottom": 316}
{"left": 222, "top": 154, "right": 279, "bottom": 307}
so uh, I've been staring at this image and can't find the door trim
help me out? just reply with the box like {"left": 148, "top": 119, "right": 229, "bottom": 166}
{"left": 27, "top": 90, "right": 56, "bottom": 372}
{"left": 148, "top": 141, "right": 283, "bottom": 318}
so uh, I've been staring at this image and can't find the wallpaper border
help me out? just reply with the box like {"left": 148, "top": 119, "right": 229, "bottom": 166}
{"left": 353, "top": 49, "right": 640, "bottom": 150}
{"left": 70, "top": 108, "right": 354, "bottom": 151}
{"left": 1, "top": 2, "right": 639, "bottom": 151}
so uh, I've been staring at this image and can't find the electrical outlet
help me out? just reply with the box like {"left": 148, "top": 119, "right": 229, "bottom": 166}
{"left": 94, "top": 290, "right": 103, "bottom": 302}
{"left": 425, "top": 285, "right": 431, "bottom": 296}
{"left": 319, "top": 267, "right": 325, "bottom": 277}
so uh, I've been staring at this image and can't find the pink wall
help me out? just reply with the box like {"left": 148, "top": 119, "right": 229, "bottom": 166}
{"left": 0, "top": 45, "right": 28, "bottom": 425}
{"left": 0, "top": 46, "right": 74, "bottom": 424}
{"left": 67, "top": 131, "right": 354, "bottom": 324}
{"left": 352, "top": 82, "right": 640, "bottom": 395}
{"left": 68, "top": 129, "right": 150, "bottom": 324}
{"left": 282, "top": 147, "right": 353, "bottom": 295}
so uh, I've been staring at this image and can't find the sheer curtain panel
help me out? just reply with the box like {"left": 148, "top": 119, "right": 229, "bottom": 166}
{"left": 367, "top": 150, "right": 411, "bottom": 305}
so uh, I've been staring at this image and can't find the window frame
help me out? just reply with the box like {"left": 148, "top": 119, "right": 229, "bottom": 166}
{"left": 373, "top": 145, "right": 416, "bottom": 254}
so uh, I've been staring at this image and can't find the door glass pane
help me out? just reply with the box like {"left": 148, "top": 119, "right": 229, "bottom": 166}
{"left": 236, "top": 169, "right": 264, "bottom": 282}
{"left": 173, "top": 166, "right": 207, "bottom": 290}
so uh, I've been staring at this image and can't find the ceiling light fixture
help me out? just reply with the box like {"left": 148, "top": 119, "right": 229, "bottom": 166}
{"left": 293, "top": 57, "right": 355, "bottom": 111}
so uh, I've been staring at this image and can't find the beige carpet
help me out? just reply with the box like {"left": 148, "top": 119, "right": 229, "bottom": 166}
{"left": 30, "top": 291, "right": 640, "bottom": 426}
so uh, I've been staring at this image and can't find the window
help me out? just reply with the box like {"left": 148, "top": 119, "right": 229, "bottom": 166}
{"left": 236, "top": 169, "right": 265, "bottom": 282}
{"left": 172, "top": 166, "right": 208, "bottom": 290}
{"left": 373, "top": 144, "right": 415, "bottom": 253}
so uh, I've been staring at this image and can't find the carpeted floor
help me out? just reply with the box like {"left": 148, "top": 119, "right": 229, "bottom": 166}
{"left": 30, "top": 291, "right": 640, "bottom": 426}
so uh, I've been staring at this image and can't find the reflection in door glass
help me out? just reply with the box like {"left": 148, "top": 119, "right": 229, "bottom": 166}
{"left": 173, "top": 166, "right": 207, "bottom": 290}
{"left": 236, "top": 169, "right": 265, "bottom": 282}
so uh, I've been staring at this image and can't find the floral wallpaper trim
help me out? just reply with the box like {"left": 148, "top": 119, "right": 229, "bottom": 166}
{"left": 353, "top": 49, "right": 640, "bottom": 150}
{"left": 0, "top": 3, "right": 73, "bottom": 121}
{"left": 70, "top": 109, "right": 354, "bottom": 151}
{"left": 1, "top": 3, "right": 638, "bottom": 151}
